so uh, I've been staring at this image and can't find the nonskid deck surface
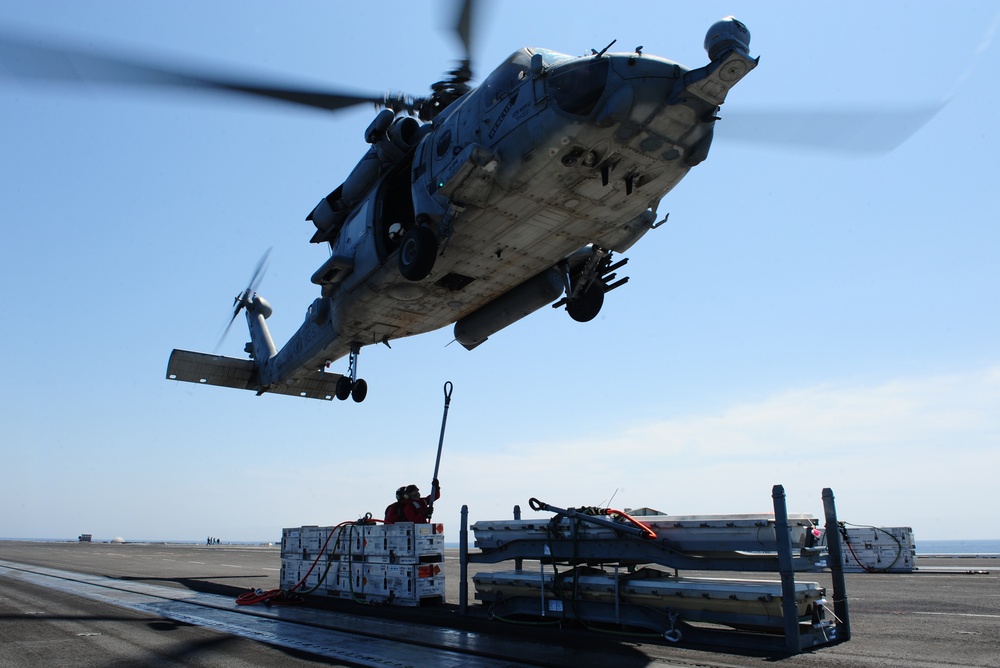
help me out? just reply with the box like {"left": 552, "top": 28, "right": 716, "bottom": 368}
{"left": 1, "top": 541, "right": 998, "bottom": 667}
{"left": 0, "top": 560, "right": 550, "bottom": 668}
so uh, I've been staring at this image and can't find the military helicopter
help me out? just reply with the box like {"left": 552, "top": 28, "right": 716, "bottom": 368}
{"left": 2, "top": 5, "right": 757, "bottom": 403}
{"left": 190, "top": 11, "right": 756, "bottom": 404}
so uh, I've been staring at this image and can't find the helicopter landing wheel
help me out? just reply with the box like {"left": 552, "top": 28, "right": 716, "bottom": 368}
{"left": 566, "top": 282, "right": 605, "bottom": 322}
{"left": 398, "top": 225, "right": 438, "bottom": 281}
{"left": 351, "top": 378, "right": 368, "bottom": 403}
{"left": 336, "top": 343, "right": 367, "bottom": 402}
{"left": 335, "top": 376, "right": 353, "bottom": 401}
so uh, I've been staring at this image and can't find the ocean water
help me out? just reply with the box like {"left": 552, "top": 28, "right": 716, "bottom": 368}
{"left": 6, "top": 537, "right": 999, "bottom": 554}
{"left": 915, "top": 539, "right": 1000, "bottom": 554}
{"left": 0, "top": 537, "right": 276, "bottom": 546}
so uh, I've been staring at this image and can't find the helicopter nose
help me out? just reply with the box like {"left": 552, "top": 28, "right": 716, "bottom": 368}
{"left": 704, "top": 17, "right": 751, "bottom": 61}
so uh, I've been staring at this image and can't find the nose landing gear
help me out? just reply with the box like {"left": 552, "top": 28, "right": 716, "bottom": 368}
{"left": 554, "top": 249, "right": 630, "bottom": 323}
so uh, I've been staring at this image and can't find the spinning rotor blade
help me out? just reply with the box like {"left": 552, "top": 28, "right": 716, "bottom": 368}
{"left": 216, "top": 248, "right": 271, "bottom": 352}
{"left": 0, "top": 31, "right": 387, "bottom": 114}
{"left": 217, "top": 309, "right": 242, "bottom": 353}
{"left": 721, "top": 103, "right": 946, "bottom": 155}
{"left": 454, "top": 0, "right": 474, "bottom": 60}
{"left": 245, "top": 247, "right": 272, "bottom": 296}
{"left": 217, "top": 304, "right": 244, "bottom": 354}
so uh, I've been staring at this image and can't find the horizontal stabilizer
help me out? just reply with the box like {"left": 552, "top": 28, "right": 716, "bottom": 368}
{"left": 167, "top": 349, "right": 257, "bottom": 389}
{"left": 264, "top": 369, "right": 343, "bottom": 401}
{"left": 166, "top": 349, "right": 342, "bottom": 401}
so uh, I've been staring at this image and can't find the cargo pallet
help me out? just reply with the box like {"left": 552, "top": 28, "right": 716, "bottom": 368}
{"left": 458, "top": 485, "right": 851, "bottom": 655}
{"left": 281, "top": 522, "right": 445, "bottom": 606}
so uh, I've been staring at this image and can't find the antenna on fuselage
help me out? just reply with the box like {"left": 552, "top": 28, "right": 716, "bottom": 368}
{"left": 591, "top": 39, "right": 617, "bottom": 58}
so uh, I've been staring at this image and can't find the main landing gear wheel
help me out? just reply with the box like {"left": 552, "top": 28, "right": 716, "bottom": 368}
{"left": 566, "top": 282, "right": 605, "bottom": 322}
{"left": 398, "top": 225, "right": 438, "bottom": 281}
{"left": 335, "top": 376, "right": 352, "bottom": 401}
{"left": 336, "top": 343, "right": 368, "bottom": 402}
{"left": 350, "top": 378, "right": 368, "bottom": 403}
{"left": 335, "top": 377, "right": 368, "bottom": 402}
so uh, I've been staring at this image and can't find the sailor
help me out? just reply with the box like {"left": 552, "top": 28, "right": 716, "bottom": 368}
{"left": 400, "top": 480, "right": 440, "bottom": 523}
{"left": 384, "top": 486, "right": 408, "bottom": 525}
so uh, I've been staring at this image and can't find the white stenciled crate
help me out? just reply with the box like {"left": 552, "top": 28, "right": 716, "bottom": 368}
{"left": 280, "top": 522, "right": 446, "bottom": 605}
{"left": 280, "top": 527, "right": 303, "bottom": 556}
{"left": 841, "top": 526, "right": 915, "bottom": 572}
{"left": 280, "top": 558, "right": 300, "bottom": 589}
{"left": 282, "top": 525, "right": 334, "bottom": 559}
{"left": 322, "top": 561, "right": 444, "bottom": 604}
{"left": 332, "top": 523, "right": 445, "bottom": 559}
{"left": 280, "top": 556, "right": 331, "bottom": 590}
{"left": 843, "top": 526, "right": 914, "bottom": 546}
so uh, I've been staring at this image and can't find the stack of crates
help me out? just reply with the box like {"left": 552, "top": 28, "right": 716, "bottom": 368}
{"left": 840, "top": 526, "right": 915, "bottom": 573}
{"left": 280, "top": 522, "right": 445, "bottom": 605}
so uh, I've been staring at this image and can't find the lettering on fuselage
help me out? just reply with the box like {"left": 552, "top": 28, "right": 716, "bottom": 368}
{"left": 488, "top": 92, "right": 519, "bottom": 140}
{"left": 511, "top": 101, "right": 532, "bottom": 122}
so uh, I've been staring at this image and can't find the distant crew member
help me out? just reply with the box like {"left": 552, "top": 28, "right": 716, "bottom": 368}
{"left": 384, "top": 486, "right": 408, "bottom": 525}
{"left": 401, "top": 480, "right": 440, "bottom": 524}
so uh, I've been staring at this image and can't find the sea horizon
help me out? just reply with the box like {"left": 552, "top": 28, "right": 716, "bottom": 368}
{"left": 4, "top": 537, "right": 1000, "bottom": 555}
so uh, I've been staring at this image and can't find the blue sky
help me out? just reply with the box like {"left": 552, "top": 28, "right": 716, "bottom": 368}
{"left": 2, "top": 1, "right": 998, "bottom": 542}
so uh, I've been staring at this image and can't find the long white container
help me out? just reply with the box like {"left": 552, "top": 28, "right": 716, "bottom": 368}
{"left": 472, "top": 512, "right": 820, "bottom": 556}
{"left": 473, "top": 568, "right": 827, "bottom": 630}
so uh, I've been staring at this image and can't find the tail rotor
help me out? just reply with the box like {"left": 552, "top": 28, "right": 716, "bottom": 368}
{"left": 216, "top": 248, "right": 271, "bottom": 352}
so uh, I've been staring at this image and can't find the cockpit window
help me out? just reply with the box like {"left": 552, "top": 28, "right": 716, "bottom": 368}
{"left": 548, "top": 57, "right": 610, "bottom": 117}
{"left": 483, "top": 50, "right": 533, "bottom": 107}
{"left": 527, "top": 47, "right": 575, "bottom": 68}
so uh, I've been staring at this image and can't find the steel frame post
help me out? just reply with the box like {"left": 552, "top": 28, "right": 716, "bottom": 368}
{"left": 822, "top": 488, "right": 851, "bottom": 641}
{"left": 513, "top": 505, "right": 523, "bottom": 571}
{"left": 772, "top": 484, "right": 801, "bottom": 654}
{"left": 460, "top": 505, "right": 469, "bottom": 615}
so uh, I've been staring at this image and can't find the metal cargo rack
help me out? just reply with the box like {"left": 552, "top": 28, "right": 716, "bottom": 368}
{"left": 458, "top": 485, "right": 851, "bottom": 655}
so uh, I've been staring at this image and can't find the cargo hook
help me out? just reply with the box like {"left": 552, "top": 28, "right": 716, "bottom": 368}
{"left": 663, "top": 609, "right": 682, "bottom": 643}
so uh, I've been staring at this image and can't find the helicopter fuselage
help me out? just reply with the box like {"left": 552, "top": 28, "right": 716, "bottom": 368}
{"left": 168, "top": 19, "right": 757, "bottom": 401}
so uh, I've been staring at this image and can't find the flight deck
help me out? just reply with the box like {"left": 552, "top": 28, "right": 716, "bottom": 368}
{"left": 1, "top": 539, "right": 996, "bottom": 667}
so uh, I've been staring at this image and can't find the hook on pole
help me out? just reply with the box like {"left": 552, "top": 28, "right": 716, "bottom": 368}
{"left": 429, "top": 381, "right": 453, "bottom": 514}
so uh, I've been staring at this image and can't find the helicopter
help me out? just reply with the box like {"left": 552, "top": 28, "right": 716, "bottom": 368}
{"left": 1, "top": 5, "right": 757, "bottom": 403}
{"left": 177, "top": 13, "right": 757, "bottom": 403}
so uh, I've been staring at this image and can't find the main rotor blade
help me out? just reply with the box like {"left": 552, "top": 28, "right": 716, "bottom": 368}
{"left": 719, "top": 103, "right": 946, "bottom": 155}
{"left": 453, "top": 0, "right": 475, "bottom": 65}
{"left": 0, "top": 31, "right": 385, "bottom": 114}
